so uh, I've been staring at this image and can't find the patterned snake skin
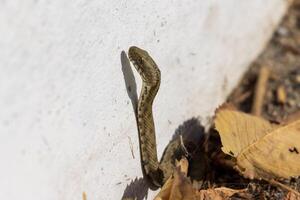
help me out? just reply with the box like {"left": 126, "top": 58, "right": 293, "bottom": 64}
{"left": 128, "top": 46, "right": 171, "bottom": 188}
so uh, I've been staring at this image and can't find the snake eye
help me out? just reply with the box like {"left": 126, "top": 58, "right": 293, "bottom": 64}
{"left": 138, "top": 57, "right": 145, "bottom": 66}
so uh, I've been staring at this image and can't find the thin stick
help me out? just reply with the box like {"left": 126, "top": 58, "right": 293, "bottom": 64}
{"left": 251, "top": 66, "right": 270, "bottom": 116}
{"left": 180, "top": 135, "right": 190, "bottom": 157}
{"left": 234, "top": 91, "right": 252, "bottom": 104}
{"left": 82, "top": 192, "right": 87, "bottom": 200}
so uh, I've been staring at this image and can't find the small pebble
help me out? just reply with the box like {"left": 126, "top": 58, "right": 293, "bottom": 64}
{"left": 276, "top": 26, "right": 289, "bottom": 36}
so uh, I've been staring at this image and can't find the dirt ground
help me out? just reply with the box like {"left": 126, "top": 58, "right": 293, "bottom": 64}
{"left": 229, "top": 0, "right": 300, "bottom": 119}
{"left": 220, "top": 1, "right": 300, "bottom": 199}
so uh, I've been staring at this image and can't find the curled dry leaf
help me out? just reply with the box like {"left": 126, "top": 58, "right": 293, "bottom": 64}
{"left": 154, "top": 157, "right": 196, "bottom": 200}
{"left": 154, "top": 157, "right": 248, "bottom": 200}
{"left": 215, "top": 106, "right": 300, "bottom": 180}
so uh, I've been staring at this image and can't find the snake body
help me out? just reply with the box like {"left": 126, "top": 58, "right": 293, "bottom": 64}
{"left": 129, "top": 46, "right": 191, "bottom": 189}
{"left": 128, "top": 46, "right": 164, "bottom": 188}
{"left": 128, "top": 46, "right": 208, "bottom": 189}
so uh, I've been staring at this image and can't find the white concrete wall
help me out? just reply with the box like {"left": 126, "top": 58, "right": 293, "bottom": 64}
{"left": 0, "top": 0, "right": 289, "bottom": 199}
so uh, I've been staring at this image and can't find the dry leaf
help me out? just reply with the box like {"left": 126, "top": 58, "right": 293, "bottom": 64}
{"left": 155, "top": 156, "right": 248, "bottom": 200}
{"left": 154, "top": 176, "right": 174, "bottom": 200}
{"left": 215, "top": 106, "right": 275, "bottom": 159}
{"left": 285, "top": 191, "right": 300, "bottom": 200}
{"left": 197, "top": 187, "right": 247, "bottom": 200}
{"left": 154, "top": 157, "right": 196, "bottom": 200}
{"left": 215, "top": 107, "right": 300, "bottom": 180}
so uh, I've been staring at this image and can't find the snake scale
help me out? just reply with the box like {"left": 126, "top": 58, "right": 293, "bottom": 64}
{"left": 128, "top": 46, "right": 198, "bottom": 189}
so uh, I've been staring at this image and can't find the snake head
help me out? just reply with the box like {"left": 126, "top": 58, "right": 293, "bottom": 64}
{"left": 128, "top": 46, "right": 161, "bottom": 86}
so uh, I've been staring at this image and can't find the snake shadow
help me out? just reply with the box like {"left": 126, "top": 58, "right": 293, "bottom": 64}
{"left": 121, "top": 51, "right": 138, "bottom": 115}
{"left": 120, "top": 51, "right": 207, "bottom": 199}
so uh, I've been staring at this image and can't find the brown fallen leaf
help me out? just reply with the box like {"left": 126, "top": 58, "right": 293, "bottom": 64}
{"left": 214, "top": 106, "right": 275, "bottom": 162}
{"left": 215, "top": 106, "right": 300, "bottom": 180}
{"left": 154, "top": 157, "right": 196, "bottom": 200}
{"left": 197, "top": 187, "right": 247, "bottom": 200}
{"left": 285, "top": 191, "right": 300, "bottom": 200}
{"left": 154, "top": 156, "right": 248, "bottom": 200}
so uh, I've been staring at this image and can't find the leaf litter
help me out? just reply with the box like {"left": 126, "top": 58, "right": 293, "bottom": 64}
{"left": 154, "top": 157, "right": 248, "bottom": 200}
{"left": 215, "top": 105, "right": 300, "bottom": 181}
{"left": 153, "top": 105, "right": 300, "bottom": 200}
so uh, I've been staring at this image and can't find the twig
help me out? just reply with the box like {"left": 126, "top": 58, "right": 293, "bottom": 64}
{"left": 127, "top": 136, "right": 135, "bottom": 159}
{"left": 180, "top": 135, "right": 190, "bottom": 158}
{"left": 251, "top": 66, "right": 270, "bottom": 116}
{"left": 234, "top": 91, "right": 252, "bottom": 104}
{"left": 82, "top": 192, "right": 87, "bottom": 200}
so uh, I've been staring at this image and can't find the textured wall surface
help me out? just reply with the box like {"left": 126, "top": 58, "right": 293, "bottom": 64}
{"left": 0, "top": 0, "right": 289, "bottom": 199}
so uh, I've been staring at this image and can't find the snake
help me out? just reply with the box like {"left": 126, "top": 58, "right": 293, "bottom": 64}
{"left": 128, "top": 46, "right": 178, "bottom": 188}
{"left": 128, "top": 46, "right": 208, "bottom": 189}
